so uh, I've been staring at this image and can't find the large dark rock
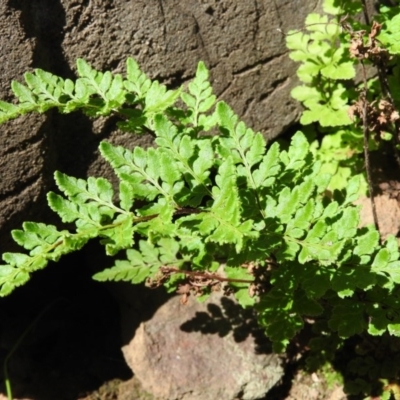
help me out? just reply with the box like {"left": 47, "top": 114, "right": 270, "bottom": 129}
{"left": 0, "top": 0, "right": 321, "bottom": 247}
{"left": 121, "top": 291, "right": 284, "bottom": 400}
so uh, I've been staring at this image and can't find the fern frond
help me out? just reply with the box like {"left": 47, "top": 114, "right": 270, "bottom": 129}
{"left": 0, "top": 224, "right": 91, "bottom": 296}
{"left": 100, "top": 141, "right": 183, "bottom": 205}
{"left": 286, "top": 11, "right": 355, "bottom": 128}
{"left": 154, "top": 114, "right": 213, "bottom": 206}
{"left": 93, "top": 238, "right": 185, "bottom": 284}
{"left": 3, "top": 53, "right": 400, "bottom": 361}
{"left": 179, "top": 157, "right": 256, "bottom": 252}
{"left": 181, "top": 61, "right": 217, "bottom": 129}
{"left": 124, "top": 57, "right": 152, "bottom": 99}
{"left": 0, "top": 58, "right": 182, "bottom": 129}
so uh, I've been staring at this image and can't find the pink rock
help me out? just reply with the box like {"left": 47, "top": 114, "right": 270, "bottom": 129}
{"left": 121, "top": 291, "right": 284, "bottom": 400}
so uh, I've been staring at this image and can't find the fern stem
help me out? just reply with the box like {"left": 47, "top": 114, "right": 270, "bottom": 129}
{"left": 360, "top": 62, "right": 380, "bottom": 235}
{"left": 162, "top": 266, "right": 254, "bottom": 284}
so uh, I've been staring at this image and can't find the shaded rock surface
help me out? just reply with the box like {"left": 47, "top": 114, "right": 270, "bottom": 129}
{"left": 121, "top": 291, "right": 284, "bottom": 400}
{"left": 0, "top": 250, "right": 133, "bottom": 400}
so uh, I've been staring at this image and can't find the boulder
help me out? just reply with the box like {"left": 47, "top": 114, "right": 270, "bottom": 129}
{"left": 121, "top": 291, "right": 284, "bottom": 400}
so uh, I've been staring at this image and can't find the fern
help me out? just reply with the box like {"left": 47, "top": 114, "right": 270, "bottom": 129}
{"left": 287, "top": 0, "right": 400, "bottom": 194}
{"left": 1, "top": 46, "right": 400, "bottom": 357}
{"left": 378, "top": 12, "right": 400, "bottom": 55}
{"left": 180, "top": 61, "right": 217, "bottom": 129}
{"left": 286, "top": 11, "right": 356, "bottom": 127}
{"left": 0, "top": 58, "right": 179, "bottom": 135}
{"left": 94, "top": 238, "right": 188, "bottom": 285}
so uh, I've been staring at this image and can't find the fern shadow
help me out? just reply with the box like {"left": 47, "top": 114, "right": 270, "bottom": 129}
{"left": 180, "top": 296, "right": 273, "bottom": 354}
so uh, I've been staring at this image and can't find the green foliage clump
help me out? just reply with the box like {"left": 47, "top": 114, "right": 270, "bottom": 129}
{"left": 286, "top": 12, "right": 355, "bottom": 127}
{"left": 1, "top": 50, "right": 400, "bottom": 361}
{"left": 286, "top": 0, "right": 400, "bottom": 193}
{"left": 0, "top": 57, "right": 181, "bottom": 132}
{"left": 3, "top": 1, "right": 400, "bottom": 396}
{"left": 285, "top": 2, "right": 360, "bottom": 192}
{"left": 286, "top": 0, "right": 400, "bottom": 396}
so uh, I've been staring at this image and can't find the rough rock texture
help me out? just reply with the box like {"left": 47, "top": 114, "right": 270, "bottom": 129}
{"left": 0, "top": 0, "right": 322, "bottom": 248}
{"left": 356, "top": 194, "right": 400, "bottom": 239}
{"left": 121, "top": 292, "right": 284, "bottom": 400}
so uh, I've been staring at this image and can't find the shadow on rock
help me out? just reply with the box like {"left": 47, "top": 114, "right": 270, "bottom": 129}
{"left": 180, "top": 295, "right": 273, "bottom": 354}
{"left": 122, "top": 292, "right": 283, "bottom": 400}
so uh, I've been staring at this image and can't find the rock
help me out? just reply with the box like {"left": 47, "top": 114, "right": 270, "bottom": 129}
{"left": 0, "top": 0, "right": 322, "bottom": 247}
{"left": 121, "top": 291, "right": 284, "bottom": 400}
{"left": 355, "top": 194, "right": 400, "bottom": 239}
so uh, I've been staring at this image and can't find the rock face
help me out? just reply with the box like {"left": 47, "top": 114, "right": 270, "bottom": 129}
{"left": 0, "top": 0, "right": 321, "bottom": 246}
{"left": 121, "top": 292, "right": 284, "bottom": 400}
{"left": 356, "top": 194, "right": 400, "bottom": 240}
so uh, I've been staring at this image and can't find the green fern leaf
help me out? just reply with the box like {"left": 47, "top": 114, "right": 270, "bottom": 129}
{"left": 321, "top": 61, "right": 355, "bottom": 80}
{"left": 100, "top": 214, "right": 135, "bottom": 255}
{"left": 11, "top": 222, "right": 65, "bottom": 254}
{"left": 181, "top": 61, "right": 216, "bottom": 127}
{"left": 297, "top": 62, "right": 323, "bottom": 83}
{"left": 305, "top": 220, "right": 328, "bottom": 243}
{"left": 119, "top": 181, "right": 135, "bottom": 212}
{"left": 154, "top": 114, "right": 213, "bottom": 205}
{"left": 124, "top": 57, "right": 152, "bottom": 98}
{"left": 252, "top": 142, "right": 281, "bottom": 187}
{"left": 76, "top": 58, "right": 95, "bottom": 79}
{"left": 93, "top": 238, "right": 183, "bottom": 283}
{"left": 47, "top": 192, "right": 104, "bottom": 229}
{"left": 292, "top": 200, "right": 315, "bottom": 230}
{"left": 11, "top": 80, "right": 37, "bottom": 104}
{"left": 343, "top": 175, "right": 362, "bottom": 205}
{"left": 55, "top": 172, "right": 114, "bottom": 205}
{"left": 329, "top": 301, "right": 367, "bottom": 337}
{"left": 216, "top": 102, "right": 266, "bottom": 191}
{"left": 23, "top": 69, "right": 65, "bottom": 109}
{"left": 99, "top": 142, "right": 162, "bottom": 201}
{"left": 321, "top": 201, "right": 339, "bottom": 218}
{"left": 283, "top": 131, "right": 310, "bottom": 171}
{"left": 135, "top": 203, "right": 177, "bottom": 241}
{"left": 257, "top": 289, "right": 304, "bottom": 352}
{"left": 0, "top": 260, "right": 30, "bottom": 297}
{"left": 106, "top": 74, "right": 125, "bottom": 102}
{"left": 145, "top": 81, "right": 180, "bottom": 115}
{"left": 180, "top": 157, "right": 256, "bottom": 252}
{"left": 378, "top": 14, "right": 400, "bottom": 54}
{"left": 0, "top": 101, "right": 20, "bottom": 122}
